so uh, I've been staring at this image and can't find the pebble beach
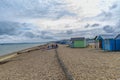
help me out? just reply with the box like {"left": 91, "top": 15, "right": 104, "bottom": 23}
{"left": 0, "top": 45, "right": 66, "bottom": 80}
{"left": 58, "top": 45, "right": 120, "bottom": 80}
{"left": 0, "top": 44, "right": 120, "bottom": 80}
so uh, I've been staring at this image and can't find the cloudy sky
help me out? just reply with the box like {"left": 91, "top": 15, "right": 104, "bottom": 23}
{"left": 0, "top": 0, "right": 120, "bottom": 43}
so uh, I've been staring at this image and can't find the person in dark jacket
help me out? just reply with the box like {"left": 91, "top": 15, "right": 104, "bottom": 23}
{"left": 55, "top": 44, "right": 58, "bottom": 48}
{"left": 51, "top": 44, "right": 54, "bottom": 49}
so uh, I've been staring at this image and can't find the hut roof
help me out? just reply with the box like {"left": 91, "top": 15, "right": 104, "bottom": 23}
{"left": 101, "top": 35, "right": 115, "bottom": 39}
{"left": 94, "top": 36, "right": 98, "bottom": 40}
{"left": 71, "top": 37, "right": 85, "bottom": 41}
{"left": 95, "top": 34, "right": 116, "bottom": 40}
{"left": 115, "top": 34, "right": 120, "bottom": 39}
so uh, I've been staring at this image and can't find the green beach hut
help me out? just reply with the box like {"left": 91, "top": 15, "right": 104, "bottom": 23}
{"left": 70, "top": 37, "right": 87, "bottom": 48}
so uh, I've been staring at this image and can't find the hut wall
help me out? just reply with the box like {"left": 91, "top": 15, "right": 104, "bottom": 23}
{"left": 115, "top": 39, "right": 120, "bottom": 51}
{"left": 104, "top": 39, "right": 115, "bottom": 51}
{"left": 102, "top": 40, "right": 105, "bottom": 49}
{"left": 74, "top": 40, "right": 86, "bottom": 48}
{"left": 110, "top": 40, "right": 115, "bottom": 51}
{"left": 104, "top": 39, "right": 110, "bottom": 50}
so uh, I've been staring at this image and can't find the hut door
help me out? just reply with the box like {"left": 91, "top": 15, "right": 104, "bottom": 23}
{"left": 99, "top": 40, "right": 102, "bottom": 48}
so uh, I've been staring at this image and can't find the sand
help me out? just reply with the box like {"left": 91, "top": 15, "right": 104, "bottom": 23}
{"left": 0, "top": 46, "right": 66, "bottom": 80}
{"left": 57, "top": 45, "right": 120, "bottom": 80}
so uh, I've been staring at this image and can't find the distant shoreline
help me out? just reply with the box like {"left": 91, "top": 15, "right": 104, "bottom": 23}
{"left": 0, "top": 42, "right": 47, "bottom": 56}
{"left": 0, "top": 42, "right": 47, "bottom": 45}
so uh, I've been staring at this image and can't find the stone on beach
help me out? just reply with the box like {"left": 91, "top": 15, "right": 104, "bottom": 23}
{"left": 57, "top": 45, "right": 120, "bottom": 80}
{"left": 0, "top": 46, "right": 66, "bottom": 80}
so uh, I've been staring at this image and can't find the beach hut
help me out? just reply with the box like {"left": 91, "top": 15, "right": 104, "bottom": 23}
{"left": 94, "top": 36, "right": 99, "bottom": 49}
{"left": 95, "top": 34, "right": 120, "bottom": 51}
{"left": 115, "top": 34, "right": 120, "bottom": 51}
{"left": 94, "top": 35, "right": 116, "bottom": 51}
{"left": 70, "top": 37, "right": 87, "bottom": 48}
{"left": 102, "top": 35, "right": 116, "bottom": 51}
{"left": 94, "top": 36, "right": 104, "bottom": 49}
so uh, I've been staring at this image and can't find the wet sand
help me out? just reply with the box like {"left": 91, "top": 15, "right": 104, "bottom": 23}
{"left": 0, "top": 46, "right": 66, "bottom": 80}
{"left": 57, "top": 45, "right": 120, "bottom": 80}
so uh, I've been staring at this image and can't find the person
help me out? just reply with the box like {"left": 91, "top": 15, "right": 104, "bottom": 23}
{"left": 47, "top": 45, "right": 50, "bottom": 50}
{"left": 55, "top": 44, "right": 58, "bottom": 48}
{"left": 51, "top": 44, "right": 54, "bottom": 49}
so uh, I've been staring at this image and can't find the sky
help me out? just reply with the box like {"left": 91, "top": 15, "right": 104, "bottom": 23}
{"left": 0, "top": 0, "right": 120, "bottom": 43}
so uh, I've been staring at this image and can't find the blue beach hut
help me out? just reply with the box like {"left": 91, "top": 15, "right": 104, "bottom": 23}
{"left": 115, "top": 34, "right": 120, "bottom": 51}
{"left": 95, "top": 34, "right": 116, "bottom": 51}
{"left": 95, "top": 34, "right": 120, "bottom": 51}
{"left": 102, "top": 35, "right": 116, "bottom": 51}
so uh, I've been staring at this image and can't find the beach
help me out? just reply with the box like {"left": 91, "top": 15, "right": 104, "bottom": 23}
{"left": 0, "top": 45, "right": 66, "bottom": 80}
{"left": 58, "top": 45, "right": 120, "bottom": 80}
{"left": 0, "top": 44, "right": 120, "bottom": 80}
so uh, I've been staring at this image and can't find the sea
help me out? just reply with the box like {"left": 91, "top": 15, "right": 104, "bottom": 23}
{"left": 0, "top": 42, "right": 46, "bottom": 56}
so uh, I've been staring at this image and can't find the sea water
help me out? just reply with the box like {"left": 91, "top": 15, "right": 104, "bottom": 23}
{"left": 0, "top": 43, "right": 46, "bottom": 56}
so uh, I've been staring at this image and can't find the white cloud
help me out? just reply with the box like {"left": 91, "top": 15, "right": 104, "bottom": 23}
{"left": 64, "top": 0, "right": 102, "bottom": 17}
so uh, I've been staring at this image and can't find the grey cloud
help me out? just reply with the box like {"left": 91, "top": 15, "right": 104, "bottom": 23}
{"left": 41, "top": 31, "right": 51, "bottom": 35}
{"left": 0, "top": 21, "right": 56, "bottom": 42}
{"left": 112, "top": 20, "right": 120, "bottom": 33}
{"left": 0, "top": 21, "right": 20, "bottom": 35}
{"left": 55, "top": 10, "right": 76, "bottom": 19}
{"left": 110, "top": 4, "right": 117, "bottom": 10}
{"left": 91, "top": 24, "right": 99, "bottom": 27}
{"left": 54, "top": 28, "right": 106, "bottom": 39}
{"left": 115, "top": 20, "right": 120, "bottom": 28}
{"left": 84, "top": 24, "right": 90, "bottom": 28}
{"left": 82, "top": 2, "right": 120, "bottom": 22}
{"left": 0, "top": 35, "right": 9, "bottom": 39}
{"left": 0, "top": 0, "right": 76, "bottom": 20}
{"left": 74, "top": 28, "right": 107, "bottom": 38}
{"left": 23, "top": 32, "right": 36, "bottom": 38}
{"left": 64, "top": 24, "right": 72, "bottom": 28}
{"left": 81, "top": 11, "right": 113, "bottom": 22}
{"left": 23, "top": 32, "right": 55, "bottom": 39}
{"left": 66, "top": 30, "right": 73, "bottom": 34}
{"left": 40, "top": 35, "right": 54, "bottom": 39}
{"left": 0, "top": 21, "right": 39, "bottom": 36}
{"left": 84, "top": 23, "right": 99, "bottom": 28}
{"left": 96, "top": 11, "right": 112, "bottom": 21}
{"left": 103, "top": 25, "right": 114, "bottom": 33}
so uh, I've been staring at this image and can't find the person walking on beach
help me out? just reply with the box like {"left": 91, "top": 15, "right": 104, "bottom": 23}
{"left": 55, "top": 44, "right": 58, "bottom": 48}
{"left": 51, "top": 44, "right": 54, "bottom": 49}
{"left": 47, "top": 45, "right": 50, "bottom": 50}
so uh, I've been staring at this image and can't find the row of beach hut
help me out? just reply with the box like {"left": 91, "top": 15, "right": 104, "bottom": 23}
{"left": 95, "top": 34, "right": 120, "bottom": 51}
{"left": 70, "top": 34, "right": 120, "bottom": 51}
